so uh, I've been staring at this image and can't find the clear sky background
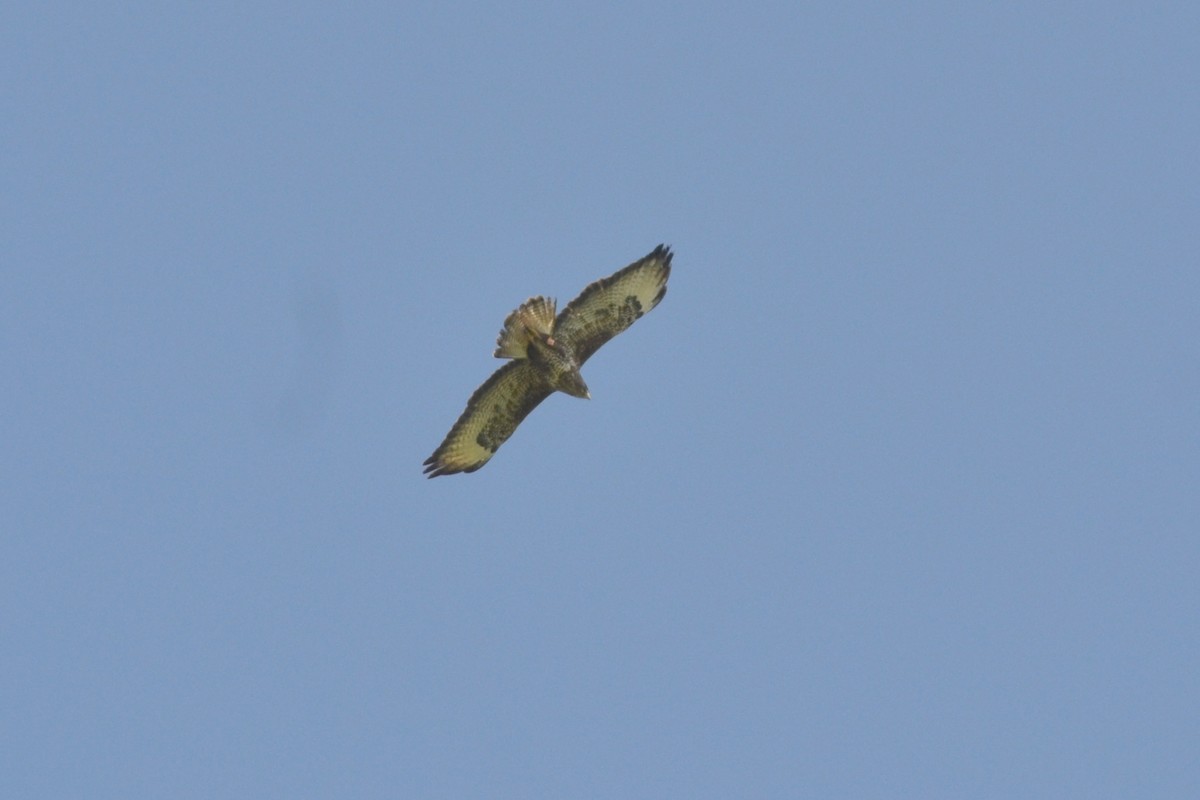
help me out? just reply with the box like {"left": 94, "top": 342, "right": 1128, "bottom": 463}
{"left": 3, "top": 3, "right": 1197, "bottom": 797}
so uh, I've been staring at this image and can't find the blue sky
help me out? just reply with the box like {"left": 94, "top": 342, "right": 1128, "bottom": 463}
{"left": 3, "top": 3, "right": 1198, "bottom": 797}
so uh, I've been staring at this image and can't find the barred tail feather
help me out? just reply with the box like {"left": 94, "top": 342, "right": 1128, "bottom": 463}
{"left": 494, "top": 296, "right": 557, "bottom": 358}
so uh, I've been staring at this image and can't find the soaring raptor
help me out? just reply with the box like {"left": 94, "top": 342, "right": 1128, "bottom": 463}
{"left": 423, "top": 245, "right": 673, "bottom": 477}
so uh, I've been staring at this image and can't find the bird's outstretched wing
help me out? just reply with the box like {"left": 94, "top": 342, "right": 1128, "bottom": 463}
{"left": 423, "top": 360, "right": 554, "bottom": 477}
{"left": 554, "top": 245, "right": 672, "bottom": 365}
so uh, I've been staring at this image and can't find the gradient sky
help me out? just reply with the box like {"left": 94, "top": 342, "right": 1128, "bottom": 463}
{"left": 4, "top": 3, "right": 1198, "bottom": 797}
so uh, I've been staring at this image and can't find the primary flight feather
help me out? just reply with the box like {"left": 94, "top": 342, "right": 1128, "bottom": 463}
{"left": 423, "top": 245, "right": 673, "bottom": 477}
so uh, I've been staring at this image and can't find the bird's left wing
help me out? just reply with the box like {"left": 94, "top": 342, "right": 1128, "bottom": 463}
{"left": 423, "top": 360, "right": 554, "bottom": 477}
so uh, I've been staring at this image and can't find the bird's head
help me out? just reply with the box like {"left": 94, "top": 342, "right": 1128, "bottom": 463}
{"left": 557, "top": 368, "right": 590, "bottom": 400}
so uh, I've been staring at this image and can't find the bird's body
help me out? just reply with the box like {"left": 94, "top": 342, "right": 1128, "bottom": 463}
{"left": 525, "top": 333, "right": 590, "bottom": 400}
{"left": 423, "top": 245, "right": 672, "bottom": 477}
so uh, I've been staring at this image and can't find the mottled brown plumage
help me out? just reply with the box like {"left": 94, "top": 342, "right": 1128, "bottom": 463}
{"left": 423, "top": 245, "right": 672, "bottom": 477}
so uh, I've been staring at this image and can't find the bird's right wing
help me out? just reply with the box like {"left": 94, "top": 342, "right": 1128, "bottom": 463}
{"left": 423, "top": 360, "right": 554, "bottom": 477}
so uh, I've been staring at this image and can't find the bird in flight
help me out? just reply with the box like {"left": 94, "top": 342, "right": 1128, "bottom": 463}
{"left": 423, "top": 245, "right": 673, "bottom": 477}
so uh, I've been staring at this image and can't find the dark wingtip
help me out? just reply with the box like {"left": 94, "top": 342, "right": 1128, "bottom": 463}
{"left": 423, "top": 454, "right": 477, "bottom": 478}
{"left": 423, "top": 454, "right": 447, "bottom": 478}
{"left": 649, "top": 244, "right": 671, "bottom": 307}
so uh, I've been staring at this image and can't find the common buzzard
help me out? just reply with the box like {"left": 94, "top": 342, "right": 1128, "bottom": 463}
{"left": 423, "top": 245, "right": 673, "bottom": 477}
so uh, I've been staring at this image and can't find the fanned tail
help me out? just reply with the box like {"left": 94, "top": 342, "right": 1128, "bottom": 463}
{"left": 494, "top": 296, "right": 557, "bottom": 358}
